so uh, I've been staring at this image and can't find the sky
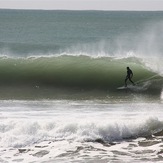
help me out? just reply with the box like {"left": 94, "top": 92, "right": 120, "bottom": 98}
{"left": 0, "top": 0, "right": 163, "bottom": 11}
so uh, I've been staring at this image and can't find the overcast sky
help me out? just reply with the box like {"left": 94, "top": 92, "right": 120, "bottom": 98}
{"left": 0, "top": 0, "right": 163, "bottom": 10}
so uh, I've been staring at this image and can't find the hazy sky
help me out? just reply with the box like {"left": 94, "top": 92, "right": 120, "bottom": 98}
{"left": 0, "top": 0, "right": 163, "bottom": 10}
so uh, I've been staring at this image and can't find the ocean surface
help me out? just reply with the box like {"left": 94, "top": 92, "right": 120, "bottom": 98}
{"left": 0, "top": 9, "right": 163, "bottom": 163}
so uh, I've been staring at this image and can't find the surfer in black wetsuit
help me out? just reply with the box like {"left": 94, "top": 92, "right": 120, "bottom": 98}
{"left": 125, "top": 67, "right": 135, "bottom": 87}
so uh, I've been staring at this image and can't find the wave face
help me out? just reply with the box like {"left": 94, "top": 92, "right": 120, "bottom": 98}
{"left": 0, "top": 55, "right": 162, "bottom": 99}
{"left": 0, "top": 56, "right": 160, "bottom": 88}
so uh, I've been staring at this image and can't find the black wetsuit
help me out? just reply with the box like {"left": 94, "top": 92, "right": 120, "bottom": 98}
{"left": 125, "top": 68, "right": 135, "bottom": 87}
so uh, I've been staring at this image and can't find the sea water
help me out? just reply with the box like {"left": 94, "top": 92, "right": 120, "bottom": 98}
{"left": 0, "top": 10, "right": 163, "bottom": 163}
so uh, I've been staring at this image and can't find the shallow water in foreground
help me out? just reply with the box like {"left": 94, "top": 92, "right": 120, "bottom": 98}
{"left": 0, "top": 99, "right": 163, "bottom": 163}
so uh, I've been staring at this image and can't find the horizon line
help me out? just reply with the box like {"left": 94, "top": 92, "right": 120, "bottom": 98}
{"left": 0, "top": 8, "right": 163, "bottom": 12}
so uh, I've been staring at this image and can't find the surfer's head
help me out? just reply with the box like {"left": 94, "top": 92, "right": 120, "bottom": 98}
{"left": 127, "top": 67, "right": 129, "bottom": 70}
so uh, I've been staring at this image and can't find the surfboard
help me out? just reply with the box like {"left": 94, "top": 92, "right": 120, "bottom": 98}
{"left": 117, "top": 85, "right": 135, "bottom": 90}
{"left": 117, "top": 83, "right": 149, "bottom": 92}
{"left": 117, "top": 86, "right": 127, "bottom": 90}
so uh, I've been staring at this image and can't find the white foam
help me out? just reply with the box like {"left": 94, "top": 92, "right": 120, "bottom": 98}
{"left": 0, "top": 101, "right": 163, "bottom": 148}
{"left": 0, "top": 100, "right": 163, "bottom": 163}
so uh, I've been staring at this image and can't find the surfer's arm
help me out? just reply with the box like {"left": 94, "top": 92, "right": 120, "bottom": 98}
{"left": 130, "top": 71, "right": 133, "bottom": 78}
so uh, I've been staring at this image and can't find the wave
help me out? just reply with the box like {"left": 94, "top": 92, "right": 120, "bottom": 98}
{"left": 0, "top": 55, "right": 162, "bottom": 99}
{"left": 0, "top": 117, "right": 163, "bottom": 148}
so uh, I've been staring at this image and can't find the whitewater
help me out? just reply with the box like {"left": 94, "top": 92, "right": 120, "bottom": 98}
{"left": 0, "top": 10, "right": 163, "bottom": 163}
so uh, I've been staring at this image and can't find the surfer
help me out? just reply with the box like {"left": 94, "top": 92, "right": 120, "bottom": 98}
{"left": 125, "top": 67, "right": 135, "bottom": 87}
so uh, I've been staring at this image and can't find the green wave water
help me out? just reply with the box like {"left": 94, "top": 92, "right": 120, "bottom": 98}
{"left": 0, "top": 55, "right": 162, "bottom": 100}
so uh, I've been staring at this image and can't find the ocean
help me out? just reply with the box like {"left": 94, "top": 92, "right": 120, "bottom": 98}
{"left": 0, "top": 9, "right": 163, "bottom": 163}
